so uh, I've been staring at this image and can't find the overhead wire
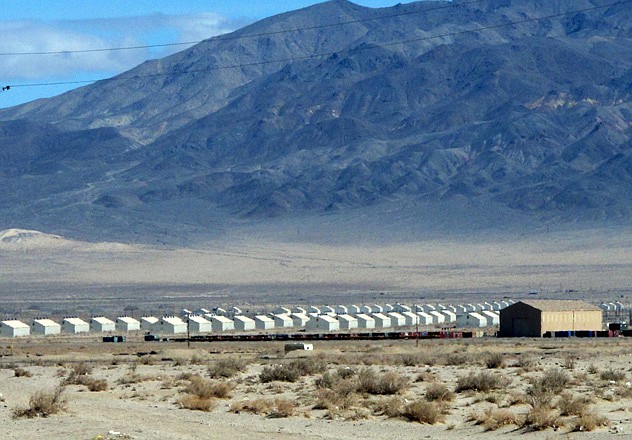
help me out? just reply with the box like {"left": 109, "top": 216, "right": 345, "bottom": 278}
{"left": 0, "top": 0, "right": 489, "bottom": 56}
{"left": 3, "top": 0, "right": 631, "bottom": 90}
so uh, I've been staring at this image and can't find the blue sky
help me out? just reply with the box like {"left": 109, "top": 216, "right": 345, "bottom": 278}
{"left": 0, "top": 0, "right": 416, "bottom": 108}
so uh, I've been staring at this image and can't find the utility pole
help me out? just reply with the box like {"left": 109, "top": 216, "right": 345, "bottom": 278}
{"left": 416, "top": 315, "right": 419, "bottom": 348}
{"left": 186, "top": 314, "right": 191, "bottom": 349}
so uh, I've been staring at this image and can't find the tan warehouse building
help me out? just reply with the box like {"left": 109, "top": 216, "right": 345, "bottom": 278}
{"left": 499, "top": 300, "right": 602, "bottom": 337}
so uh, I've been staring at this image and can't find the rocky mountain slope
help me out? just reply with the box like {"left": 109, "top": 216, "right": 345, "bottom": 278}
{"left": 1, "top": 0, "right": 631, "bottom": 243}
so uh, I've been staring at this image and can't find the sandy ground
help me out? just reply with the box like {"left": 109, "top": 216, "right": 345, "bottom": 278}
{"left": 1, "top": 336, "right": 632, "bottom": 439}
{"left": 1, "top": 226, "right": 632, "bottom": 316}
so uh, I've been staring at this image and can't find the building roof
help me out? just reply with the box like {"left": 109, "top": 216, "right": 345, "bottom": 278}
{"left": 141, "top": 316, "right": 159, "bottom": 323}
{"left": 355, "top": 313, "right": 374, "bottom": 321}
{"left": 272, "top": 314, "right": 293, "bottom": 321}
{"left": 468, "top": 312, "right": 488, "bottom": 321}
{"left": 254, "top": 315, "right": 274, "bottom": 322}
{"left": 117, "top": 317, "right": 140, "bottom": 324}
{"left": 33, "top": 318, "right": 60, "bottom": 327}
{"left": 316, "top": 315, "right": 338, "bottom": 323}
{"left": 92, "top": 317, "right": 115, "bottom": 325}
{"left": 2, "top": 320, "right": 29, "bottom": 329}
{"left": 233, "top": 315, "right": 255, "bottom": 323}
{"left": 189, "top": 315, "right": 210, "bottom": 324}
{"left": 337, "top": 314, "right": 358, "bottom": 323}
{"left": 63, "top": 317, "right": 88, "bottom": 326}
{"left": 211, "top": 316, "right": 233, "bottom": 324}
{"left": 162, "top": 316, "right": 186, "bottom": 326}
{"left": 517, "top": 300, "right": 601, "bottom": 312}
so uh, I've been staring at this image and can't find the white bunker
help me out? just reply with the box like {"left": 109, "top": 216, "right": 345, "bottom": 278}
{"left": 62, "top": 317, "right": 89, "bottom": 334}
{"left": 158, "top": 316, "right": 187, "bottom": 334}
{"left": 116, "top": 317, "right": 140, "bottom": 332}
{"left": 189, "top": 315, "right": 212, "bottom": 333}
{"left": 307, "top": 315, "right": 340, "bottom": 332}
{"left": 90, "top": 317, "right": 116, "bottom": 333}
{"left": 233, "top": 315, "right": 256, "bottom": 331}
{"left": 210, "top": 316, "right": 235, "bottom": 332}
{"left": 0, "top": 320, "right": 30, "bottom": 337}
{"left": 31, "top": 318, "right": 61, "bottom": 336}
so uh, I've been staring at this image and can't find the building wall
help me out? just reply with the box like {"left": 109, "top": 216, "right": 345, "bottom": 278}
{"left": 541, "top": 310, "right": 602, "bottom": 334}
{"left": 500, "top": 302, "right": 603, "bottom": 337}
{"left": 499, "top": 303, "right": 541, "bottom": 337}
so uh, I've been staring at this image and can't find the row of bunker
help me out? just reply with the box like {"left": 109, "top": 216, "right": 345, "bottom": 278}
{"left": 0, "top": 300, "right": 617, "bottom": 338}
{"left": 0, "top": 309, "right": 502, "bottom": 337}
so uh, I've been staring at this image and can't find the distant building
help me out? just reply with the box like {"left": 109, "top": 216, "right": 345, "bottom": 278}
{"left": 372, "top": 313, "right": 392, "bottom": 329}
{"left": 158, "top": 316, "right": 187, "bottom": 334}
{"left": 387, "top": 312, "right": 406, "bottom": 327}
{"left": 32, "top": 318, "right": 61, "bottom": 336}
{"left": 189, "top": 315, "right": 212, "bottom": 333}
{"left": 90, "top": 317, "right": 116, "bottom": 333}
{"left": 306, "top": 315, "right": 339, "bottom": 332}
{"left": 1, "top": 320, "right": 30, "bottom": 337}
{"left": 355, "top": 314, "right": 375, "bottom": 329}
{"left": 233, "top": 315, "right": 255, "bottom": 331}
{"left": 416, "top": 312, "right": 433, "bottom": 326}
{"left": 210, "top": 316, "right": 234, "bottom": 332}
{"left": 254, "top": 315, "right": 274, "bottom": 330}
{"left": 140, "top": 316, "right": 159, "bottom": 332}
{"left": 456, "top": 312, "right": 489, "bottom": 328}
{"left": 290, "top": 313, "right": 310, "bottom": 328}
{"left": 116, "top": 317, "right": 141, "bottom": 332}
{"left": 337, "top": 314, "right": 358, "bottom": 330}
{"left": 272, "top": 314, "right": 293, "bottom": 328}
{"left": 499, "top": 300, "right": 603, "bottom": 337}
{"left": 62, "top": 317, "right": 89, "bottom": 334}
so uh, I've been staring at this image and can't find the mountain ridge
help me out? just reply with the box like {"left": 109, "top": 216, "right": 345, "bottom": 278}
{"left": 0, "top": 0, "right": 631, "bottom": 243}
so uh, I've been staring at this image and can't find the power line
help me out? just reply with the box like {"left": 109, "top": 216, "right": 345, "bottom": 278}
{"left": 0, "top": 0, "right": 488, "bottom": 56}
{"left": 4, "top": 0, "right": 631, "bottom": 90}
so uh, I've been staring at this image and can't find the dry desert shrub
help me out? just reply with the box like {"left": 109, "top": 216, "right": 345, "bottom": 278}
{"left": 471, "top": 408, "right": 522, "bottom": 431}
{"left": 230, "top": 397, "right": 296, "bottom": 418}
{"left": 260, "top": 358, "right": 326, "bottom": 383}
{"left": 425, "top": 383, "right": 455, "bottom": 402}
{"left": 314, "top": 367, "right": 357, "bottom": 390}
{"left": 557, "top": 392, "right": 591, "bottom": 416}
{"left": 137, "top": 356, "right": 157, "bottom": 365}
{"left": 117, "top": 372, "right": 145, "bottom": 385}
{"left": 415, "top": 369, "right": 436, "bottom": 383}
{"left": 571, "top": 410, "right": 609, "bottom": 432}
{"left": 71, "top": 362, "right": 93, "bottom": 376}
{"left": 313, "top": 388, "right": 357, "bottom": 411}
{"left": 177, "top": 395, "right": 217, "bottom": 412}
{"left": 12, "top": 384, "right": 67, "bottom": 419}
{"left": 356, "top": 368, "right": 409, "bottom": 395}
{"left": 371, "top": 396, "right": 405, "bottom": 418}
{"left": 561, "top": 354, "right": 577, "bottom": 370}
{"left": 208, "top": 357, "right": 248, "bottom": 379}
{"left": 13, "top": 367, "right": 32, "bottom": 378}
{"left": 484, "top": 352, "right": 505, "bottom": 369}
{"left": 63, "top": 364, "right": 108, "bottom": 392}
{"left": 260, "top": 364, "right": 300, "bottom": 383}
{"left": 455, "top": 371, "right": 509, "bottom": 393}
{"left": 442, "top": 352, "right": 472, "bottom": 366}
{"left": 600, "top": 368, "right": 626, "bottom": 382}
{"left": 399, "top": 353, "right": 435, "bottom": 367}
{"left": 528, "top": 368, "right": 570, "bottom": 396}
{"left": 522, "top": 403, "right": 562, "bottom": 431}
{"left": 183, "top": 375, "right": 234, "bottom": 399}
{"left": 513, "top": 353, "right": 537, "bottom": 371}
{"left": 86, "top": 379, "right": 108, "bottom": 392}
{"left": 400, "top": 400, "right": 445, "bottom": 424}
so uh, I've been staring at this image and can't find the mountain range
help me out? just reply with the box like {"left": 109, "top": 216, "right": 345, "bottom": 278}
{"left": 1, "top": 0, "right": 631, "bottom": 244}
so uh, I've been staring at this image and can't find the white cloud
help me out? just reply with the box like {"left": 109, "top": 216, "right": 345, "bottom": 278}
{"left": 0, "top": 13, "right": 248, "bottom": 81}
